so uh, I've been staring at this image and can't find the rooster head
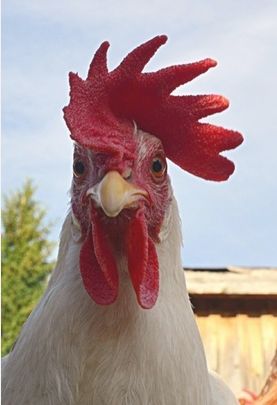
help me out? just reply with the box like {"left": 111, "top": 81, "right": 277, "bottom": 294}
{"left": 69, "top": 131, "right": 170, "bottom": 309}
{"left": 63, "top": 35, "right": 243, "bottom": 309}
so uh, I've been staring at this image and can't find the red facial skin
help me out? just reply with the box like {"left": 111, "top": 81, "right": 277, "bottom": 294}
{"left": 71, "top": 131, "right": 171, "bottom": 308}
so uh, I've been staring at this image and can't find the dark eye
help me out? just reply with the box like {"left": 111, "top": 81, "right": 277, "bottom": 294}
{"left": 73, "top": 160, "right": 85, "bottom": 177}
{"left": 151, "top": 156, "right": 167, "bottom": 179}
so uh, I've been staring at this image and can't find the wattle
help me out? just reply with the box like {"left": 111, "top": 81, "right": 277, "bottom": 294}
{"left": 79, "top": 208, "right": 159, "bottom": 309}
{"left": 125, "top": 209, "right": 159, "bottom": 309}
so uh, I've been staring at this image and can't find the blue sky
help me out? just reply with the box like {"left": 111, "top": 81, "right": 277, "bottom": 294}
{"left": 2, "top": 0, "right": 277, "bottom": 267}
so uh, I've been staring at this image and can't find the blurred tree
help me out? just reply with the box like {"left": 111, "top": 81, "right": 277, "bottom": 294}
{"left": 1, "top": 180, "right": 54, "bottom": 355}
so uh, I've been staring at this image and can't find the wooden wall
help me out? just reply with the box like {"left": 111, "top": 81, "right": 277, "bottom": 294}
{"left": 196, "top": 314, "right": 277, "bottom": 396}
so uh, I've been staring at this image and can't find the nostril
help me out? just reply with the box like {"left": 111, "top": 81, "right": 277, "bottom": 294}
{"left": 122, "top": 168, "right": 132, "bottom": 180}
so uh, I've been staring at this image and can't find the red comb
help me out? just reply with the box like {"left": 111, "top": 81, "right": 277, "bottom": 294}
{"left": 64, "top": 35, "right": 243, "bottom": 181}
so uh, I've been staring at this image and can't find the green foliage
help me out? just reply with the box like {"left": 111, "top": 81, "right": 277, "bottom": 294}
{"left": 1, "top": 180, "right": 54, "bottom": 355}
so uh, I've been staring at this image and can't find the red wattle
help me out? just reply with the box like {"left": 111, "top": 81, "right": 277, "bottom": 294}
{"left": 79, "top": 212, "right": 118, "bottom": 305}
{"left": 126, "top": 210, "right": 159, "bottom": 309}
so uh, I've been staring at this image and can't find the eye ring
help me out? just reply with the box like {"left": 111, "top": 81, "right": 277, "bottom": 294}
{"left": 151, "top": 155, "right": 167, "bottom": 179}
{"left": 73, "top": 160, "right": 86, "bottom": 177}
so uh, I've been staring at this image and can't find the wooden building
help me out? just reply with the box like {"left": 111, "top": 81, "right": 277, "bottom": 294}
{"left": 185, "top": 267, "right": 277, "bottom": 396}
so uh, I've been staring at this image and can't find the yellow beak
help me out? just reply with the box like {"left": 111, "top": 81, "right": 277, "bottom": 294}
{"left": 87, "top": 171, "right": 148, "bottom": 217}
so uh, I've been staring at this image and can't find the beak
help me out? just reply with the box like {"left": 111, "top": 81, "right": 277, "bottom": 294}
{"left": 87, "top": 171, "right": 148, "bottom": 217}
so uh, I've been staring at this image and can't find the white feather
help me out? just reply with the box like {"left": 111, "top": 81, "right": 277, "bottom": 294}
{"left": 2, "top": 195, "right": 237, "bottom": 404}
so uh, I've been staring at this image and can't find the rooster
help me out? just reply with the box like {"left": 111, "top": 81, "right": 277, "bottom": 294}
{"left": 2, "top": 36, "right": 243, "bottom": 404}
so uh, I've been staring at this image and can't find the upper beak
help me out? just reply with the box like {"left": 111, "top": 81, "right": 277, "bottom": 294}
{"left": 86, "top": 171, "right": 148, "bottom": 218}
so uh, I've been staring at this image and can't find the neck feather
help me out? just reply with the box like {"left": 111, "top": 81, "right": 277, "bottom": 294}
{"left": 3, "top": 197, "right": 212, "bottom": 404}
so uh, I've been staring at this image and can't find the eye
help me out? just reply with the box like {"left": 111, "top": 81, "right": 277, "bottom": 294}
{"left": 73, "top": 160, "right": 86, "bottom": 177}
{"left": 151, "top": 156, "right": 167, "bottom": 179}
